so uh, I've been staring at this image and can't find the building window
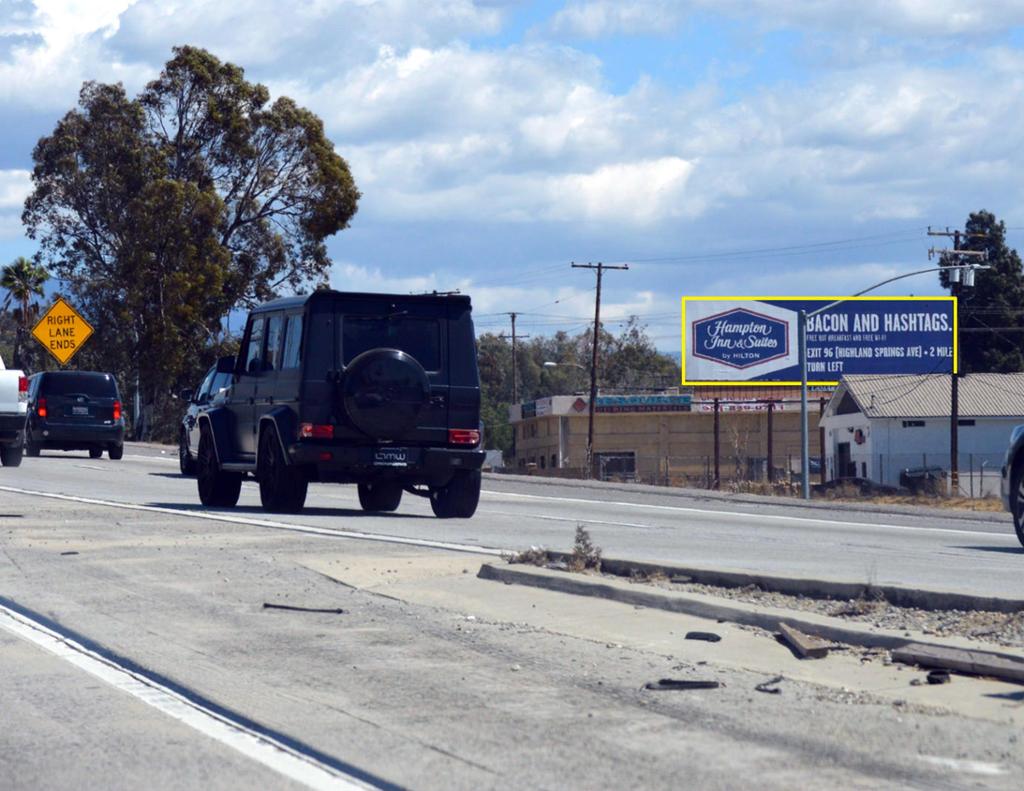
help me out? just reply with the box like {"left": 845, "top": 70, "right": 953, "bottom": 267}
{"left": 540, "top": 455, "right": 546, "bottom": 469}
{"left": 551, "top": 454, "right": 558, "bottom": 469}
{"left": 902, "top": 420, "right": 925, "bottom": 428}
{"left": 958, "top": 419, "right": 975, "bottom": 427}
{"left": 530, "top": 423, "right": 537, "bottom": 438}
{"left": 594, "top": 451, "right": 636, "bottom": 481}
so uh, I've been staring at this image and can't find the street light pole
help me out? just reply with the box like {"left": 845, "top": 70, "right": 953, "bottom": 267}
{"left": 798, "top": 263, "right": 985, "bottom": 500}
{"left": 543, "top": 360, "right": 587, "bottom": 471}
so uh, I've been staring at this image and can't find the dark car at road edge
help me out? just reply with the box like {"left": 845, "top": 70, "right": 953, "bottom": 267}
{"left": 25, "top": 371, "right": 126, "bottom": 460}
{"left": 1002, "top": 424, "right": 1024, "bottom": 547}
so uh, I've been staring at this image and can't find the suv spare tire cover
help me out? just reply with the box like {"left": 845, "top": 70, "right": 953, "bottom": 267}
{"left": 341, "top": 348, "right": 431, "bottom": 440}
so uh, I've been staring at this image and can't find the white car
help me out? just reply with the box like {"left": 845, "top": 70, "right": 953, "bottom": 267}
{"left": 0, "top": 353, "right": 28, "bottom": 466}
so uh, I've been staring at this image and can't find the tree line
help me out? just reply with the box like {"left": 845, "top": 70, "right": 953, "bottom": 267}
{"left": 478, "top": 317, "right": 681, "bottom": 454}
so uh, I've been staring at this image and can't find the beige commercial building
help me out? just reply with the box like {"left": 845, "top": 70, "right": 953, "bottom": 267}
{"left": 509, "top": 389, "right": 830, "bottom": 486}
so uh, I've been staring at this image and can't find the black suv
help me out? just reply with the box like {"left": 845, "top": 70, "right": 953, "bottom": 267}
{"left": 25, "top": 371, "right": 126, "bottom": 459}
{"left": 195, "top": 290, "right": 485, "bottom": 517}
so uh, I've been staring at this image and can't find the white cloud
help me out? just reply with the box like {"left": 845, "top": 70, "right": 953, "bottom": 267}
{"left": 0, "top": 169, "right": 31, "bottom": 209}
{"left": 549, "top": 157, "right": 696, "bottom": 223}
{"left": 111, "top": 0, "right": 503, "bottom": 71}
{"left": 550, "top": 1, "right": 685, "bottom": 38}
{"left": 0, "top": 169, "right": 30, "bottom": 239}
{"left": 0, "top": 0, "right": 149, "bottom": 109}
{"left": 550, "top": 1, "right": 1024, "bottom": 39}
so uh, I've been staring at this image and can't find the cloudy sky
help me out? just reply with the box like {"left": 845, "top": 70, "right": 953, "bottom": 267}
{"left": 2, "top": 0, "right": 1023, "bottom": 350}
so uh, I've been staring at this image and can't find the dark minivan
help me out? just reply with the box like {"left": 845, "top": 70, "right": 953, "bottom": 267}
{"left": 26, "top": 371, "right": 126, "bottom": 459}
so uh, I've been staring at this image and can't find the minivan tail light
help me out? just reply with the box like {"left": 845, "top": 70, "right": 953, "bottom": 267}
{"left": 299, "top": 423, "right": 334, "bottom": 439}
{"left": 448, "top": 428, "right": 480, "bottom": 446}
{"left": 18, "top": 375, "right": 27, "bottom": 402}
{"left": 37, "top": 397, "right": 47, "bottom": 418}
{"left": 113, "top": 400, "right": 122, "bottom": 421}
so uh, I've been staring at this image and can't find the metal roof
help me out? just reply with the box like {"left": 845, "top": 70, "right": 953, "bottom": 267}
{"left": 832, "top": 373, "right": 1024, "bottom": 419}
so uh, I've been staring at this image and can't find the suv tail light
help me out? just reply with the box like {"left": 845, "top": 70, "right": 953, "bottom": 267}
{"left": 18, "top": 375, "right": 27, "bottom": 402}
{"left": 37, "top": 397, "right": 47, "bottom": 418}
{"left": 448, "top": 428, "right": 480, "bottom": 446}
{"left": 299, "top": 423, "right": 334, "bottom": 439}
{"left": 113, "top": 400, "right": 122, "bottom": 421}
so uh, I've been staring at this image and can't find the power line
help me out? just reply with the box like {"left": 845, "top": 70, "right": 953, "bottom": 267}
{"left": 602, "top": 228, "right": 925, "bottom": 265}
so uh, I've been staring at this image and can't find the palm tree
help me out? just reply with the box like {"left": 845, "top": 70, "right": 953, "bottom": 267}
{"left": 1, "top": 256, "right": 50, "bottom": 368}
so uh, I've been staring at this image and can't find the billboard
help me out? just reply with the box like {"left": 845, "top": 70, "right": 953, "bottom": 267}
{"left": 682, "top": 297, "right": 957, "bottom": 385}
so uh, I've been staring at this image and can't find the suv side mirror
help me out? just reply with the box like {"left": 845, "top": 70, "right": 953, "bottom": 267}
{"left": 179, "top": 388, "right": 193, "bottom": 403}
{"left": 216, "top": 355, "right": 236, "bottom": 375}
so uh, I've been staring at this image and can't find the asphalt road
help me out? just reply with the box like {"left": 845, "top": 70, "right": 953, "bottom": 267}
{"left": 1, "top": 445, "right": 1019, "bottom": 598}
{"left": 1, "top": 447, "right": 1022, "bottom": 790}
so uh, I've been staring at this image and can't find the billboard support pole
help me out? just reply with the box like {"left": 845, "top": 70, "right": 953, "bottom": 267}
{"left": 799, "top": 310, "right": 810, "bottom": 499}
{"left": 713, "top": 398, "right": 721, "bottom": 490}
{"left": 819, "top": 397, "right": 828, "bottom": 485}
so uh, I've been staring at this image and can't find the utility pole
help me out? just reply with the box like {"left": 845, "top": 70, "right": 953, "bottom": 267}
{"left": 928, "top": 226, "right": 987, "bottom": 496}
{"left": 500, "top": 313, "right": 529, "bottom": 469}
{"left": 501, "top": 312, "right": 530, "bottom": 404}
{"left": 572, "top": 261, "right": 629, "bottom": 478}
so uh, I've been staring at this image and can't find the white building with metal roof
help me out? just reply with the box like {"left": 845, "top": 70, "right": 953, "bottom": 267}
{"left": 820, "top": 373, "right": 1024, "bottom": 495}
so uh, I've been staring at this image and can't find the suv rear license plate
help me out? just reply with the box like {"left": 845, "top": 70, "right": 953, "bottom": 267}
{"left": 72, "top": 406, "right": 90, "bottom": 416}
{"left": 373, "top": 448, "right": 410, "bottom": 467}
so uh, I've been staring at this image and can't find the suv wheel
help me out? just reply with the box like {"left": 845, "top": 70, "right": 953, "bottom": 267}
{"left": 89, "top": 447, "right": 103, "bottom": 459}
{"left": 258, "top": 426, "right": 307, "bottom": 513}
{"left": 0, "top": 443, "right": 23, "bottom": 467}
{"left": 179, "top": 429, "right": 196, "bottom": 475}
{"left": 1013, "top": 463, "right": 1024, "bottom": 549}
{"left": 358, "top": 481, "right": 403, "bottom": 512}
{"left": 108, "top": 444, "right": 124, "bottom": 461}
{"left": 430, "top": 469, "right": 481, "bottom": 518}
{"left": 197, "top": 425, "right": 241, "bottom": 507}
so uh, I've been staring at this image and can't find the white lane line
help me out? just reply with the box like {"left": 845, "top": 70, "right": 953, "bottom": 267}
{"left": 483, "top": 509, "right": 659, "bottom": 531}
{"left": 480, "top": 490, "right": 1013, "bottom": 538}
{"left": 0, "top": 602, "right": 381, "bottom": 791}
{"left": 918, "top": 755, "right": 1007, "bottom": 776}
{"left": 126, "top": 454, "right": 178, "bottom": 465}
{"left": 0, "top": 485, "right": 504, "bottom": 557}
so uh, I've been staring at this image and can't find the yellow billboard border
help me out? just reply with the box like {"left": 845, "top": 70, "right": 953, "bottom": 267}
{"left": 680, "top": 296, "right": 958, "bottom": 386}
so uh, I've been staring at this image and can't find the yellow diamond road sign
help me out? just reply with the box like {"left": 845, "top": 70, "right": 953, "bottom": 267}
{"left": 32, "top": 297, "right": 94, "bottom": 366}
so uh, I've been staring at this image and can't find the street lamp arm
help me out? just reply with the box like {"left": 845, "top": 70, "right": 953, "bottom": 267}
{"left": 543, "top": 361, "right": 587, "bottom": 371}
{"left": 808, "top": 265, "right": 983, "bottom": 318}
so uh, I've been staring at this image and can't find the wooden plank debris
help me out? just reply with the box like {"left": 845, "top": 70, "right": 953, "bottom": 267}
{"left": 779, "top": 622, "right": 830, "bottom": 659}
{"left": 892, "top": 643, "right": 1024, "bottom": 684}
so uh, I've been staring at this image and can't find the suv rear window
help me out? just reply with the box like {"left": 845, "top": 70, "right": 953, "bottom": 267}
{"left": 342, "top": 316, "right": 441, "bottom": 371}
{"left": 41, "top": 373, "right": 117, "bottom": 397}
